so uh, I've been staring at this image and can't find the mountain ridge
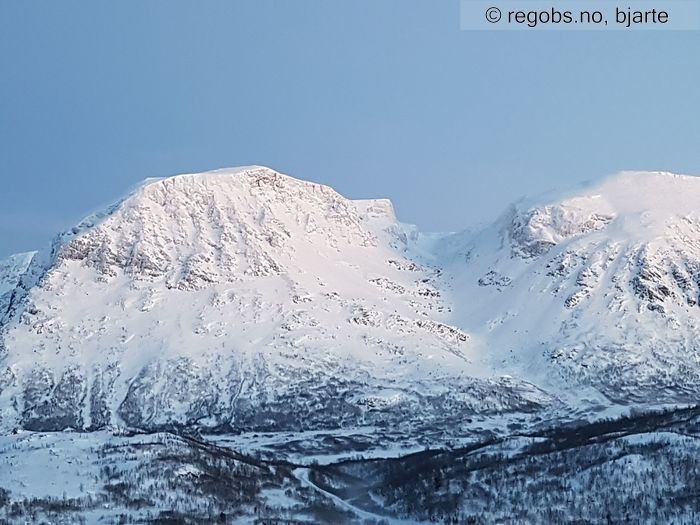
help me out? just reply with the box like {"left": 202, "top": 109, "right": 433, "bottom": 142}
{"left": 1, "top": 166, "right": 699, "bottom": 434}
{"left": 0, "top": 166, "right": 554, "bottom": 434}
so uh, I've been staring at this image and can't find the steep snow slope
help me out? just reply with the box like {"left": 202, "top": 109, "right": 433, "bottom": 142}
{"left": 0, "top": 166, "right": 549, "bottom": 433}
{"left": 441, "top": 171, "right": 700, "bottom": 404}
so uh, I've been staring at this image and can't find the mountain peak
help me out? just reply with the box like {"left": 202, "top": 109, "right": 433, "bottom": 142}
{"left": 137, "top": 165, "right": 323, "bottom": 195}
{"left": 579, "top": 170, "right": 699, "bottom": 215}
{"left": 519, "top": 170, "right": 700, "bottom": 216}
{"left": 47, "top": 166, "right": 391, "bottom": 290}
{"left": 441, "top": 170, "right": 700, "bottom": 405}
{"left": 500, "top": 171, "right": 700, "bottom": 258}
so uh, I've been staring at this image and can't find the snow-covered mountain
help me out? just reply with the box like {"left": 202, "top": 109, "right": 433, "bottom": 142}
{"left": 440, "top": 171, "right": 700, "bottom": 406}
{"left": 4, "top": 166, "right": 700, "bottom": 524}
{"left": 0, "top": 166, "right": 550, "bottom": 434}
{"left": 1, "top": 167, "right": 699, "bottom": 437}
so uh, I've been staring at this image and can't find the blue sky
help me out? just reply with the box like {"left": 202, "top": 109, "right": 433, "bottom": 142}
{"left": 1, "top": 1, "right": 699, "bottom": 257}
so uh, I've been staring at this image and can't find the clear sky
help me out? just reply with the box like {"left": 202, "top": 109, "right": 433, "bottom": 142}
{"left": 1, "top": 1, "right": 700, "bottom": 258}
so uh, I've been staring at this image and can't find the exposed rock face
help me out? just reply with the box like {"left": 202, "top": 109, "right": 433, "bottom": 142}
{"left": 509, "top": 204, "right": 613, "bottom": 259}
{"left": 21, "top": 366, "right": 86, "bottom": 431}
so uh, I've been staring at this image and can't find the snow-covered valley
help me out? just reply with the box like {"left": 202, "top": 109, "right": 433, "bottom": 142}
{"left": 2, "top": 166, "right": 700, "bottom": 523}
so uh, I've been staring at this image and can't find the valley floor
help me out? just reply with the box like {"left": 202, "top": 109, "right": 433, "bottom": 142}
{"left": 2, "top": 406, "right": 700, "bottom": 524}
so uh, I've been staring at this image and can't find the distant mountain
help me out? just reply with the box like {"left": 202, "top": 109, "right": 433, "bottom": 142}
{"left": 440, "top": 171, "right": 700, "bottom": 406}
{"left": 3, "top": 166, "right": 700, "bottom": 523}
{"left": 0, "top": 166, "right": 549, "bottom": 434}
